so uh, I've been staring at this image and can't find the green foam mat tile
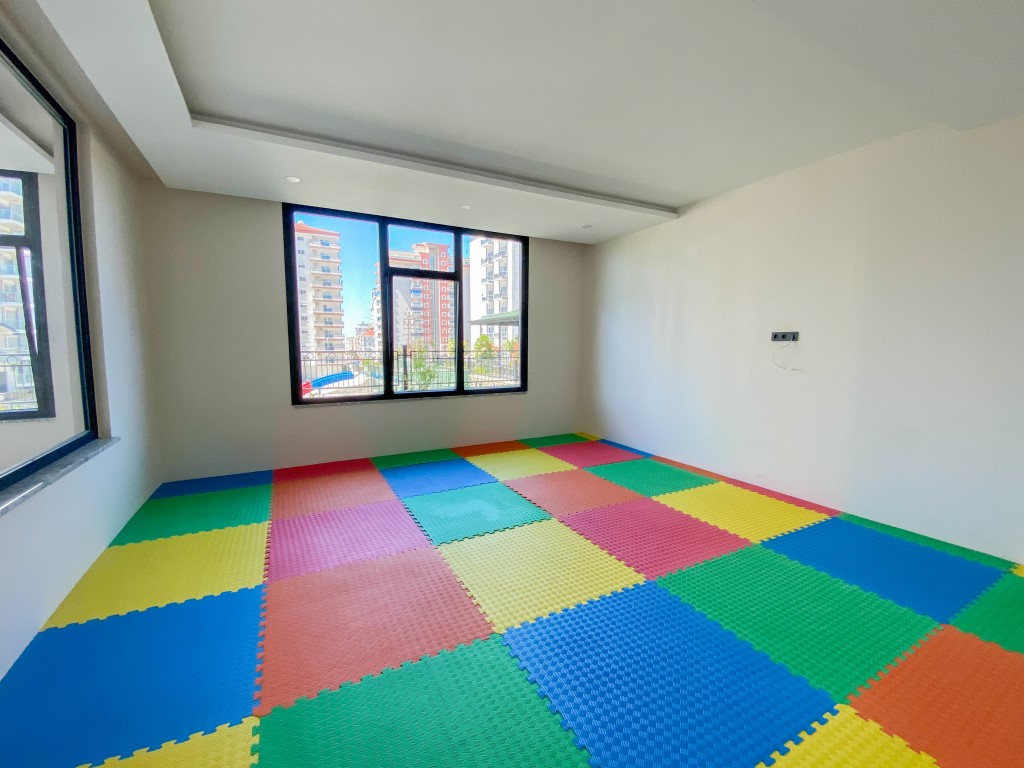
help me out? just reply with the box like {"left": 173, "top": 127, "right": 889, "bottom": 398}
{"left": 519, "top": 434, "right": 590, "bottom": 448}
{"left": 659, "top": 546, "right": 937, "bottom": 699}
{"left": 255, "top": 637, "right": 590, "bottom": 768}
{"left": 111, "top": 485, "right": 272, "bottom": 545}
{"left": 587, "top": 459, "right": 717, "bottom": 496}
{"left": 372, "top": 449, "right": 462, "bottom": 470}
{"left": 403, "top": 483, "right": 550, "bottom": 544}
{"left": 840, "top": 514, "right": 1015, "bottom": 571}
{"left": 953, "top": 573, "right": 1024, "bottom": 654}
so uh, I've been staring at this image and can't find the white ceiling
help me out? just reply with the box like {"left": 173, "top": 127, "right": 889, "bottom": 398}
{"left": 34, "top": 0, "right": 1024, "bottom": 244}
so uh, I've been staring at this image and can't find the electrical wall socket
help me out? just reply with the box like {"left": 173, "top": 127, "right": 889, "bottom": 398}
{"left": 771, "top": 331, "right": 799, "bottom": 342}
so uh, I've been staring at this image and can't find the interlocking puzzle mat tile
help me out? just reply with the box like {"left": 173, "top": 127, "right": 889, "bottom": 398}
{"left": 1014, "top": 563, "right": 1024, "bottom": 577}
{"left": 587, "top": 458, "right": 717, "bottom": 496}
{"left": 439, "top": 518, "right": 643, "bottom": 631}
{"left": 539, "top": 440, "right": 643, "bottom": 468}
{"left": 372, "top": 448, "right": 461, "bottom": 469}
{"left": 766, "top": 519, "right": 1004, "bottom": 622}
{"left": 576, "top": 432, "right": 600, "bottom": 440}
{"left": 270, "top": 471, "right": 397, "bottom": 521}
{"left": 504, "top": 582, "right": 835, "bottom": 768}
{"left": 852, "top": 626, "right": 1024, "bottom": 768}
{"left": 272, "top": 457, "right": 375, "bottom": 483}
{"left": 518, "top": 434, "right": 590, "bottom": 448}
{"left": 563, "top": 498, "right": 750, "bottom": 579}
{"left": 84, "top": 718, "right": 258, "bottom": 767}
{"left": 659, "top": 546, "right": 937, "bottom": 699}
{"left": 45, "top": 522, "right": 268, "bottom": 628}
{"left": 0, "top": 589, "right": 261, "bottom": 768}
{"left": 402, "top": 482, "right": 549, "bottom": 544}
{"left": 953, "top": 572, "right": 1024, "bottom": 654}
{"left": 756, "top": 705, "right": 939, "bottom": 768}
{"left": 451, "top": 439, "right": 531, "bottom": 457}
{"left": 112, "top": 485, "right": 271, "bottom": 545}
{"left": 841, "top": 513, "right": 1015, "bottom": 571}
{"left": 598, "top": 438, "right": 653, "bottom": 457}
{"left": 257, "top": 547, "right": 491, "bottom": 714}
{"left": 655, "top": 483, "right": 828, "bottom": 542}
{"left": 266, "top": 499, "right": 429, "bottom": 582}
{"left": 381, "top": 458, "right": 496, "bottom": 498}
{"left": 150, "top": 470, "right": 273, "bottom": 499}
{"left": 466, "top": 448, "right": 576, "bottom": 481}
{"left": 653, "top": 457, "right": 842, "bottom": 516}
{"left": 255, "top": 637, "right": 590, "bottom": 768}
{"left": 504, "top": 469, "right": 643, "bottom": 518}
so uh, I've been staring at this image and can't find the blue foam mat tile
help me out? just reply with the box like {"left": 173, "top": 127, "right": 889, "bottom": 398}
{"left": 0, "top": 588, "right": 263, "bottom": 768}
{"left": 503, "top": 582, "right": 834, "bottom": 768}
{"left": 598, "top": 439, "right": 653, "bottom": 458}
{"left": 765, "top": 517, "right": 1004, "bottom": 623}
{"left": 151, "top": 470, "right": 274, "bottom": 498}
{"left": 380, "top": 458, "right": 496, "bottom": 499}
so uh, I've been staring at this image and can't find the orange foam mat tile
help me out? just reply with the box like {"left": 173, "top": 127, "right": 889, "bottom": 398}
{"left": 851, "top": 625, "right": 1024, "bottom": 768}
{"left": 256, "top": 547, "right": 491, "bottom": 714}
{"left": 270, "top": 471, "right": 397, "bottom": 521}
{"left": 504, "top": 469, "right": 644, "bottom": 519}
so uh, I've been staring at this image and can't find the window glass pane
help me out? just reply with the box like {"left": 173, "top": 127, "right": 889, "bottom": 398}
{"left": 0, "top": 176, "right": 25, "bottom": 234}
{"left": 0, "top": 246, "right": 35, "bottom": 410}
{"left": 462, "top": 235, "right": 523, "bottom": 389}
{"left": 392, "top": 276, "right": 456, "bottom": 393}
{"left": 292, "top": 212, "right": 384, "bottom": 399}
{"left": 387, "top": 224, "right": 454, "bottom": 272}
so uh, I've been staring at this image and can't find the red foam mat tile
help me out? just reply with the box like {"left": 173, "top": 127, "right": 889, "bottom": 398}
{"left": 451, "top": 440, "right": 532, "bottom": 458}
{"left": 271, "top": 471, "right": 397, "bottom": 521}
{"left": 539, "top": 441, "right": 642, "bottom": 468}
{"left": 563, "top": 498, "right": 751, "bottom": 578}
{"left": 272, "top": 458, "right": 376, "bottom": 483}
{"left": 266, "top": 500, "right": 430, "bottom": 582}
{"left": 505, "top": 469, "right": 643, "bottom": 518}
{"left": 256, "top": 547, "right": 491, "bottom": 714}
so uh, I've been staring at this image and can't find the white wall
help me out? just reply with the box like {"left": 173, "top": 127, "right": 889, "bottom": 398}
{"left": 142, "top": 185, "right": 588, "bottom": 480}
{"left": 0, "top": 133, "right": 159, "bottom": 677}
{"left": 587, "top": 117, "right": 1024, "bottom": 562}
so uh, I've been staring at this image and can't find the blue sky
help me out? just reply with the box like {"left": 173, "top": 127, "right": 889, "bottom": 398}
{"left": 293, "top": 213, "right": 455, "bottom": 327}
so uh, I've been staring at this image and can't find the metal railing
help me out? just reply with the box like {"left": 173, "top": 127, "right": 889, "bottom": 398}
{"left": 0, "top": 353, "right": 38, "bottom": 411}
{"left": 298, "top": 348, "right": 520, "bottom": 397}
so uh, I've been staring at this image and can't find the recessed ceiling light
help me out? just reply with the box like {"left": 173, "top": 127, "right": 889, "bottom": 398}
{"left": 582, "top": 224, "right": 593, "bottom": 229}
{"left": 285, "top": 176, "right": 301, "bottom": 183}
{"left": 459, "top": 204, "right": 472, "bottom": 210}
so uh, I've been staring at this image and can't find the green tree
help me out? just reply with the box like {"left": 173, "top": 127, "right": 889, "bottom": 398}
{"left": 474, "top": 334, "right": 496, "bottom": 360}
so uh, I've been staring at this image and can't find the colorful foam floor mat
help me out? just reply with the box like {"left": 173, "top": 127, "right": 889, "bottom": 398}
{"left": 2, "top": 433, "right": 1022, "bottom": 767}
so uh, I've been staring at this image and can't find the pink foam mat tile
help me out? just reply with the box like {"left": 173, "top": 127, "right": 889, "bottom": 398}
{"left": 539, "top": 441, "right": 643, "bottom": 468}
{"left": 267, "top": 499, "right": 430, "bottom": 581}
{"left": 563, "top": 497, "right": 752, "bottom": 579}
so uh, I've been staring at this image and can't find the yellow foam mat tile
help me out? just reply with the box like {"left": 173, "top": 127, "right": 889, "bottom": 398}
{"left": 757, "top": 705, "right": 938, "bottom": 768}
{"left": 46, "top": 523, "right": 268, "bottom": 628}
{"left": 656, "top": 483, "right": 827, "bottom": 542}
{"left": 1013, "top": 564, "right": 1024, "bottom": 577}
{"left": 439, "top": 518, "right": 643, "bottom": 631}
{"left": 576, "top": 433, "right": 600, "bottom": 441}
{"left": 466, "top": 449, "right": 576, "bottom": 481}
{"left": 82, "top": 718, "right": 257, "bottom": 767}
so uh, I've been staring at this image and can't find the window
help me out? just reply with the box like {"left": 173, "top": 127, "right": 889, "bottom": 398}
{"left": 0, "top": 36, "right": 96, "bottom": 492}
{"left": 284, "top": 205, "right": 527, "bottom": 403}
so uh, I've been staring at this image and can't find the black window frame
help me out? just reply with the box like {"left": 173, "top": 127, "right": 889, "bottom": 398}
{"left": 283, "top": 203, "right": 529, "bottom": 405}
{"left": 0, "top": 35, "right": 97, "bottom": 492}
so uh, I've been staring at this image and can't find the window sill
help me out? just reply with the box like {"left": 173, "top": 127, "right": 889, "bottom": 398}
{"left": 0, "top": 437, "right": 119, "bottom": 518}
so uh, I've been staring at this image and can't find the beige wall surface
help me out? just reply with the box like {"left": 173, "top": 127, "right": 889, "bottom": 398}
{"left": 587, "top": 117, "right": 1024, "bottom": 562}
{"left": 142, "top": 185, "right": 589, "bottom": 480}
{"left": 0, "top": 134, "right": 159, "bottom": 677}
